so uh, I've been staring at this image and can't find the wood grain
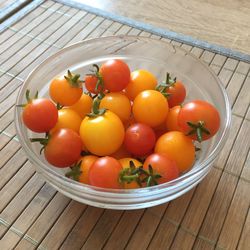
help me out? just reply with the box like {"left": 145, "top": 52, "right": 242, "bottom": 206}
{"left": 0, "top": 2, "right": 249, "bottom": 249}
{"left": 74, "top": 0, "right": 250, "bottom": 55}
{"left": 217, "top": 179, "right": 250, "bottom": 249}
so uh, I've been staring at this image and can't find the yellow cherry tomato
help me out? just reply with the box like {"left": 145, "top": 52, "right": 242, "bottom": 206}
{"left": 125, "top": 69, "right": 157, "bottom": 100}
{"left": 155, "top": 131, "right": 195, "bottom": 172}
{"left": 80, "top": 110, "right": 125, "bottom": 156}
{"left": 51, "top": 108, "right": 82, "bottom": 134}
{"left": 133, "top": 90, "right": 169, "bottom": 128}
{"left": 69, "top": 93, "right": 93, "bottom": 118}
{"left": 49, "top": 71, "right": 83, "bottom": 106}
{"left": 99, "top": 92, "right": 131, "bottom": 122}
{"left": 119, "top": 158, "right": 143, "bottom": 189}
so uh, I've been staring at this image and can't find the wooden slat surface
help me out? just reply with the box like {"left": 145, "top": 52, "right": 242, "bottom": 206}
{"left": 0, "top": 1, "right": 249, "bottom": 249}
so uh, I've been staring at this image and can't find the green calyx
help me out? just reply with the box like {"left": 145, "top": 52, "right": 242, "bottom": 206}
{"left": 65, "top": 161, "right": 82, "bottom": 181}
{"left": 140, "top": 164, "right": 162, "bottom": 187}
{"left": 64, "top": 70, "right": 82, "bottom": 88}
{"left": 16, "top": 89, "right": 39, "bottom": 107}
{"left": 86, "top": 94, "right": 106, "bottom": 118}
{"left": 186, "top": 121, "right": 211, "bottom": 143}
{"left": 156, "top": 72, "right": 176, "bottom": 98}
{"left": 30, "top": 133, "right": 50, "bottom": 154}
{"left": 119, "top": 161, "right": 143, "bottom": 187}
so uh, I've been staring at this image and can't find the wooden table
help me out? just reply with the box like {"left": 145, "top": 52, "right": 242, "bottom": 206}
{"left": 0, "top": 1, "right": 249, "bottom": 249}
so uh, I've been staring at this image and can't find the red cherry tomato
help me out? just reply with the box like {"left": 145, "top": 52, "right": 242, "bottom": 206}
{"left": 166, "top": 80, "right": 186, "bottom": 108}
{"left": 178, "top": 100, "right": 220, "bottom": 142}
{"left": 22, "top": 97, "right": 58, "bottom": 133}
{"left": 143, "top": 153, "right": 179, "bottom": 185}
{"left": 88, "top": 156, "right": 122, "bottom": 189}
{"left": 85, "top": 75, "right": 103, "bottom": 94}
{"left": 99, "top": 59, "right": 130, "bottom": 92}
{"left": 43, "top": 128, "right": 82, "bottom": 168}
{"left": 124, "top": 123, "right": 156, "bottom": 156}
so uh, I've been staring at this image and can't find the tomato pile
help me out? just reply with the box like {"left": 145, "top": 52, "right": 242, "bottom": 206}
{"left": 19, "top": 59, "right": 220, "bottom": 189}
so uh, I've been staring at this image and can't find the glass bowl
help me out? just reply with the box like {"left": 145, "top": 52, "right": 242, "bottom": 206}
{"left": 15, "top": 36, "right": 231, "bottom": 210}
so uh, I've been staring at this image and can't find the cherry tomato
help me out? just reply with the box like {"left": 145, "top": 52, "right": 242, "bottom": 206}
{"left": 143, "top": 153, "right": 179, "bottom": 185}
{"left": 125, "top": 69, "right": 157, "bottom": 100}
{"left": 99, "top": 59, "right": 130, "bottom": 92}
{"left": 85, "top": 75, "right": 103, "bottom": 94}
{"left": 155, "top": 131, "right": 195, "bottom": 172}
{"left": 88, "top": 156, "right": 122, "bottom": 188}
{"left": 22, "top": 98, "right": 58, "bottom": 133}
{"left": 100, "top": 92, "right": 131, "bottom": 122}
{"left": 69, "top": 93, "right": 93, "bottom": 118}
{"left": 166, "top": 80, "right": 186, "bottom": 107}
{"left": 80, "top": 110, "right": 125, "bottom": 156}
{"left": 49, "top": 70, "right": 82, "bottom": 106}
{"left": 42, "top": 128, "right": 82, "bottom": 168}
{"left": 166, "top": 105, "right": 183, "bottom": 132}
{"left": 66, "top": 155, "right": 98, "bottom": 184}
{"left": 124, "top": 123, "right": 156, "bottom": 156}
{"left": 110, "top": 144, "right": 131, "bottom": 159}
{"left": 133, "top": 90, "right": 169, "bottom": 127}
{"left": 178, "top": 100, "right": 220, "bottom": 142}
{"left": 50, "top": 108, "right": 82, "bottom": 134}
{"left": 119, "top": 158, "right": 143, "bottom": 189}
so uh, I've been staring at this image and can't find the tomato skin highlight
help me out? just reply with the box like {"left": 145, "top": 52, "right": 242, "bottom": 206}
{"left": 88, "top": 156, "right": 123, "bottom": 189}
{"left": 125, "top": 69, "right": 157, "bottom": 100}
{"left": 133, "top": 90, "right": 169, "bottom": 128}
{"left": 80, "top": 111, "right": 125, "bottom": 156}
{"left": 155, "top": 131, "right": 195, "bottom": 172}
{"left": 22, "top": 98, "right": 58, "bottom": 133}
{"left": 124, "top": 123, "right": 156, "bottom": 156}
{"left": 178, "top": 100, "right": 220, "bottom": 141}
{"left": 166, "top": 81, "right": 186, "bottom": 108}
{"left": 99, "top": 59, "right": 130, "bottom": 92}
{"left": 44, "top": 128, "right": 82, "bottom": 168}
{"left": 143, "top": 153, "right": 179, "bottom": 184}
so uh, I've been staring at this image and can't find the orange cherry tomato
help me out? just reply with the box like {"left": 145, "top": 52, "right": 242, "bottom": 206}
{"left": 49, "top": 71, "right": 82, "bottom": 106}
{"left": 155, "top": 131, "right": 195, "bottom": 172}
{"left": 69, "top": 93, "right": 93, "bottom": 118}
{"left": 119, "top": 158, "right": 143, "bottom": 189}
{"left": 65, "top": 155, "right": 98, "bottom": 184}
{"left": 78, "top": 155, "right": 99, "bottom": 184}
{"left": 100, "top": 92, "right": 131, "bottom": 122}
{"left": 133, "top": 90, "right": 169, "bottom": 127}
{"left": 166, "top": 105, "right": 183, "bottom": 132}
{"left": 125, "top": 69, "right": 157, "bottom": 100}
{"left": 50, "top": 108, "right": 82, "bottom": 134}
